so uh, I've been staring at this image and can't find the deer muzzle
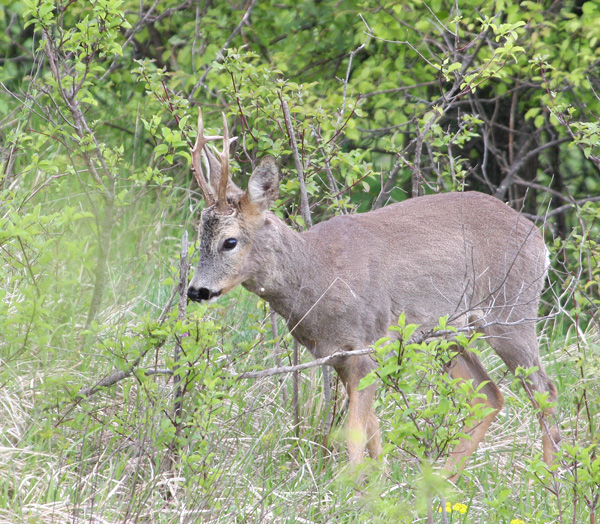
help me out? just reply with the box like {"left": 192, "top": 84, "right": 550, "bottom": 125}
{"left": 187, "top": 285, "right": 222, "bottom": 302}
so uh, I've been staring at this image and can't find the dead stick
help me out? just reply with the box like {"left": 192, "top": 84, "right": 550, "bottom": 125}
{"left": 293, "top": 339, "right": 300, "bottom": 438}
{"left": 173, "top": 230, "right": 189, "bottom": 426}
{"left": 77, "top": 284, "right": 179, "bottom": 399}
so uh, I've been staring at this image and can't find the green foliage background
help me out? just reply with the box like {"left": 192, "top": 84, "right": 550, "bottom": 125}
{"left": 0, "top": 0, "right": 599, "bottom": 522}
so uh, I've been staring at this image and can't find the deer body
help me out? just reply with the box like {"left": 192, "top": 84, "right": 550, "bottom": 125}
{"left": 186, "top": 110, "right": 560, "bottom": 479}
{"left": 243, "top": 192, "right": 547, "bottom": 355}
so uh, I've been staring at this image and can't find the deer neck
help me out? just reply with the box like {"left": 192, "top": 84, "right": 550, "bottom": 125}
{"left": 242, "top": 213, "right": 317, "bottom": 329}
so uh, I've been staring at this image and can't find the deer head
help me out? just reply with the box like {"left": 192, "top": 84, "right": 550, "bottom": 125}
{"left": 187, "top": 108, "right": 279, "bottom": 303}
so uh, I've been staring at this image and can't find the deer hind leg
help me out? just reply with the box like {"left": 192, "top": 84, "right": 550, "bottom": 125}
{"left": 444, "top": 348, "right": 504, "bottom": 482}
{"left": 536, "top": 380, "right": 560, "bottom": 466}
{"left": 338, "top": 355, "right": 382, "bottom": 466}
{"left": 485, "top": 324, "right": 561, "bottom": 467}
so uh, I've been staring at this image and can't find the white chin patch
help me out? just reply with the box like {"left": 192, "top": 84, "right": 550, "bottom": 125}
{"left": 206, "top": 295, "right": 222, "bottom": 304}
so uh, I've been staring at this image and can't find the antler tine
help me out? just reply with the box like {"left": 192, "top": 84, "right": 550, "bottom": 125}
{"left": 216, "top": 112, "right": 230, "bottom": 212}
{"left": 191, "top": 107, "right": 221, "bottom": 206}
{"left": 216, "top": 112, "right": 238, "bottom": 213}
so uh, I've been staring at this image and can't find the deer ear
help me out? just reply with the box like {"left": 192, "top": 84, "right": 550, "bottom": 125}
{"left": 245, "top": 156, "right": 279, "bottom": 211}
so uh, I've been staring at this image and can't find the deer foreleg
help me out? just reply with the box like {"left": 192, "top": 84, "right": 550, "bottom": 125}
{"left": 347, "top": 383, "right": 381, "bottom": 464}
{"left": 339, "top": 356, "right": 382, "bottom": 465}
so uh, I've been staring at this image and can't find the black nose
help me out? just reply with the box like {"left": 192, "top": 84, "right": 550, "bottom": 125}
{"left": 187, "top": 286, "right": 221, "bottom": 302}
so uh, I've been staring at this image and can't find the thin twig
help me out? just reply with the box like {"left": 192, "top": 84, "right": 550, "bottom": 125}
{"left": 270, "top": 309, "right": 289, "bottom": 405}
{"left": 237, "top": 347, "right": 375, "bottom": 380}
{"left": 279, "top": 92, "right": 313, "bottom": 433}
{"left": 373, "top": 160, "right": 403, "bottom": 209}
{"left": 338, "top": 41, "right": 367, "bottom": 127}
{"left": 293, "top": 339, "right": 300, "bottom": 438}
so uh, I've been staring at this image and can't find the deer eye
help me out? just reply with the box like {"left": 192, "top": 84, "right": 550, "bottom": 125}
{"left": 222, "top": 238, "right": 238, "bottom": 251}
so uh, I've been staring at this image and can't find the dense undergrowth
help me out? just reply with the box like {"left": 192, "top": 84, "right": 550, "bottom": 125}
{"left": 1, "top": 0, "right": 600, "bottom": 522}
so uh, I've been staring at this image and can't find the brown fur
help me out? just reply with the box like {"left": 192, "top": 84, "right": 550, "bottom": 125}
{"left": 188, "top": 156, "right": 560, "bottom": 478}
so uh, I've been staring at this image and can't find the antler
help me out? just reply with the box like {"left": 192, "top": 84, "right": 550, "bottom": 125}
{"left": 216, "top": 112, "right": 234, "bottom": 214}
{"left": 191, "top": 107, "right": 221, "bottom": 206}
{"left": 190, "top": 107, "right": 237, "bottom": 213}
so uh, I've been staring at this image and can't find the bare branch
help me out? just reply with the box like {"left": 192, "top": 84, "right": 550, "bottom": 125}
{"left": 77, "top": 279, "right": 181, "bottom": 399}
{"left": 237, "top": 347, "right": 376, "bottom": 379}
{"left": 280, "top": 94, "right": 312, "bottom": 228}
{"left": 372, "top": 160, "right": 403, "bottom": 210}
{"left": 525, "top": 195, "right": 600, "bottom": 222}
{"left": 237, "top": 326, "right": 472, "bottom": 380}
{"left": 360, "top": 82, "right": 437, "bottom": 99}
{"left": 494, "top": 138, "right": 571, "bottom": 200}
{"left": 338, "top": 41, "right": 368, "bottom": 127}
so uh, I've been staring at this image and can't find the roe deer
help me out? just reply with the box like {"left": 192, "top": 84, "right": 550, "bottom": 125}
{"left": 186, "top": 108, "right": 560, "bottom": 479}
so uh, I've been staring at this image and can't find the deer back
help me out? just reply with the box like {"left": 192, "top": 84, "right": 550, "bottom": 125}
{"left": 236, "top": 191, "right": 548, "bottom": 359}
